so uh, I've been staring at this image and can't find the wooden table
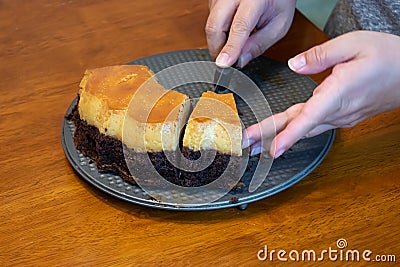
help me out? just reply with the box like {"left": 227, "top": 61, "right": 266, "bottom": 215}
{"left": 1, "top": 1, "right": 399, "bottom": 266}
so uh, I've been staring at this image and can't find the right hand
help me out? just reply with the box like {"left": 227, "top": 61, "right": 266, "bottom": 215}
{"left": 205, "top": 0, "right": 296, "bottom": 68}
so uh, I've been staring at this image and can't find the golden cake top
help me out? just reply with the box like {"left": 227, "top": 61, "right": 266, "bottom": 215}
{"left": 148, "top": 90, "right": 188, "bottom": 123}
{"left": 190, "top": 91, "right": 240, "bottom": 125}
{"left": 79, "top": 65, "right": 188, "bottom": 123}
{"left": 127, "top": 85, "right": 188, "bottom": 123}
{"left": 80, "top": 65, "right": 153, "bottom": 110}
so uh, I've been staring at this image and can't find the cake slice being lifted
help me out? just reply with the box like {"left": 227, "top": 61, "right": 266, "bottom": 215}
{"left": 180, "top": 91, "right": 242, "bottom": 187}
{"left": 70, "top": 65, "right": 190, "bottom": 183}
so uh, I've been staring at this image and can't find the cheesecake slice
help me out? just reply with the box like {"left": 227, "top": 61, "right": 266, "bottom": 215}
{"left": 70, "top": 65, "right": 190, "bottom": 183}
{"left": 180, "top": 91, "right": 242, "bottom": 187}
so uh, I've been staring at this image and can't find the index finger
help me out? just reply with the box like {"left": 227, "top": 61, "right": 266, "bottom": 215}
{"left": 216, "top": 0, "right": 263, "bottom": 67}
{"left": 205, "top": 0, "right": 239, "bottom": 59}
{"left": 270, "top": 91, "right": 335, "bottom": 158}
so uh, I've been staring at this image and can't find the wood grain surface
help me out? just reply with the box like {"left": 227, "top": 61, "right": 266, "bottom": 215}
{"left": 0, "top": 1, "right": 399, "bottom": 266}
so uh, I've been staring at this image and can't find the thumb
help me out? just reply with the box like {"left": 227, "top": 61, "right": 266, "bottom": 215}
{"left": 288, "top": 32, "right": 360, "bottom": 74}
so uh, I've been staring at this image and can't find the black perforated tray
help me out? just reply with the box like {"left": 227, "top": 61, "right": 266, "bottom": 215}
{"left": 62, "top": 49, "right": 335, "bottom": 210}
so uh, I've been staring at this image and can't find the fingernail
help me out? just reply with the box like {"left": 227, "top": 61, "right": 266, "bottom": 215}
{"left": 216, "top": 52, "right": 230, "bottom": 68}
{"left": 288, "top": 55, "right": 306, "bottom": 71}
{"left": 241, "top": 137, "right": 255, "bottom": 149}
{"left": 274, "top": 148, "right": 285, "bottom": 158}
{"left": 250, "top": 146, "right": 262, "bottom": 156}
{"left": 237, "top": 52, "right": 251, "bottom": 68}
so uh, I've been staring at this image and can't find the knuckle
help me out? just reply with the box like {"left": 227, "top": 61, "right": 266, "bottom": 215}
{"left": 252, "top": 41, "right": 265, "bottom": 57}
{"left": 300, "top": 105, "right": 319, "bottom": 129}
{"left": 307, "top": 45, "right": 327, "bottom": 68}
{"left": 331, "top": 64, "right": 346, "bottom": 78}
{"left": 342, "top": 120, "right": 357, "bottom": 128}
{"left": 205, "top": 22, "right": 218, "bottom": 37}
{"left": 231, "top": 17, "right": 251, "bottom": 35}
{"left": 273, "top": 19, "right": 290, "bottom": 40}
{"left": 286, "top": 103, "right": 303, "bottom": 120}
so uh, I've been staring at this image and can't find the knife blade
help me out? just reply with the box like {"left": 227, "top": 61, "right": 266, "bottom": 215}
{"left": 213, "top": 65, "right": 234, "bottom": 94}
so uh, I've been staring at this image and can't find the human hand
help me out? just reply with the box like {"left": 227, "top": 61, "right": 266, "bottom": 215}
{"left": 205, "top": 0, "right": 296, "bottom": 68}
{"left": 243, "top": 31, "right": 400, "bottom": 158}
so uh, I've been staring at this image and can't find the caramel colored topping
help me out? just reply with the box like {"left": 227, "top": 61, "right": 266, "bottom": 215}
{"left": 81, "top": 65, "right": 154, "bottom": 110}
{"left": 125, "top": 80, "right": 188, "bottom": 123}
{"left": 192, "top": 117, "right": 210, "bottom": 123}
{"left": 191, "top": 91, "right": 240, "bottom": 125}
{"left": 80, "top": 65, "right": 188, "bottom": 123}
{"left": 147, "top": 90, "right": 188, "bottom": 123}
{"left": 201, "top": 91, "right": 238, "bottom": 112}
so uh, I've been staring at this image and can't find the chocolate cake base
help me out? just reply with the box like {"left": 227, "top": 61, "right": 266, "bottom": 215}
{"left": 180, "top": 147, "right": 241, "bottom": 187}
{"left": 68, "top": 104, "right": 178, "bottom": 185}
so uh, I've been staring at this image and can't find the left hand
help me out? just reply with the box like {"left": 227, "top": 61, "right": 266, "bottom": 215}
{"left": 242, "top": 31, "right": 400, "bottom": 158}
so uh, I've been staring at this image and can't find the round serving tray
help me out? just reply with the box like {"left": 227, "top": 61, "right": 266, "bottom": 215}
{"left": 62, "top": 49, "right": 335, "bottom": 211}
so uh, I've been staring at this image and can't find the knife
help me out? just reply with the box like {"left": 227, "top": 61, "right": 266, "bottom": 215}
{"left": 213, "top": 61, "right": 239, "bottom": 94}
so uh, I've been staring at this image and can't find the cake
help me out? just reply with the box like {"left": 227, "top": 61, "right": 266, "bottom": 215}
{"left": 69, "top": 65, "right": 190, "bottom": 184}
{"left": 69, "top": 65, "right": 242, "bottom": 187}
{"left": 180, "top": 91, "right": 242, "bottom": 187}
